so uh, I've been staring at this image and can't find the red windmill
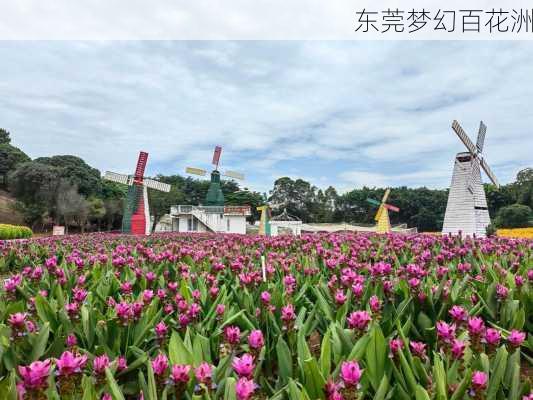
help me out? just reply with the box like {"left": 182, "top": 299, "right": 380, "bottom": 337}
{"left": 104, "top": 151, "right": 171, "bottom": 235}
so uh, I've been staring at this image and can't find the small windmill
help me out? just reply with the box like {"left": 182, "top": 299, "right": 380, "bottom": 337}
{"left": 366, "top": 189, "right": 400, "bottom": 233}
{"left": 442, "top": 120, "right": 499, "bottom": 237}
{"left": 103, "top": 151, "right": 171, "bottom": 235}
{"left": 186, "top": 146, "right": 244, "bottom": 206}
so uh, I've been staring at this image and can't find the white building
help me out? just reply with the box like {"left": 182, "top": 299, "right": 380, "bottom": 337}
{"left": 270, "top": 209, "right": 303, "bottom": 236}
{"left": 169, "top": 205, "right": 251, "bottom": 234}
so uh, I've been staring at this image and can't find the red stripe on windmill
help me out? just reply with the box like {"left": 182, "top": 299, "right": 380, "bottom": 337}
{"left": 103, "top": 151, "right": 171, "bottom": 235}
{"left": 366, "top": 188, "right": 400, "bottom": 233}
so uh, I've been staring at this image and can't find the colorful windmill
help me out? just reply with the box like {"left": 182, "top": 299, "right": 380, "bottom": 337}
{"left": 104, "top": 151, "right": 171, "bottom": 235}
{"left": 257, "top": 205, "right": 271, "bottom": 236}
{"left": 366, "top": 189, "right": 400, "bottom": 233}
{"left": 442, "top": 120, "right": 499, "bottom": 237}
{"left": 186, "top": 146, "right": 244, "bottom": 206}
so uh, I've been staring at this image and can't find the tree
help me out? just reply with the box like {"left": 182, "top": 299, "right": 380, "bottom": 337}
{"left": 56, "top": 182, "right": 89, "bottom": 233}
{"left": 0, "top": 128, "right": 11, "bottom": 144}
{"left": 34, "top": 155, "right": 101, "bottom": 197}
{"left": 0, "top": 144, "right": 31, "bottom": 188}
{"left": 225, "top": 189, "right": 264, "bottom": 223}
{"left": 8, "top": 161, "right": 61, "bottom": 225}
{"left": 494, "top": 204, "right": 532, "bottom": 228}
{"left": 88, "top": 197, "right": 106, "bottom": 231}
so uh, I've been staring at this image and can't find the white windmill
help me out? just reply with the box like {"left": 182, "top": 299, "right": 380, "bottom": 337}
{"left": 442, "top": 120, "right": 500, "bottom": 237}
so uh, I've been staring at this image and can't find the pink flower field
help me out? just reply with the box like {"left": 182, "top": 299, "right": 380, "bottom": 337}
{"left": 0, "top": 232, "right": 531, "bottom": 399}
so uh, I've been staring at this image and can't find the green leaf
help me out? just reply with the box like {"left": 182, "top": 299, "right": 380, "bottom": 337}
{"left": 105, "top": 367, "right": 125, "bottom": 400}
{"left": 365, "top": 324, "right": 386, "bottom": 391}
{"left": 276, "top": 336, "right": 293, "bottom": 384}
{"left": 433, "top": 354, "right": 447, "bottom": 400}
{"left": 450, "top": 369, "right": 472, "bottom": 400}
{"left": 169, "top": 330, "right": 193, "bottom": 366}
{"left": 29, "top": 322, "right": 50, "bottom": 362}
{"left": 373, "top": 375, "right": 390, "bottom": 400}
{"left": 487, "top": 346, "right": 508, "bottom": 400}
{"left": 303, "top": 357, "right": 326, "bottom": 400}
{"left": 415, "top": 385, "right": 431, "bottom": 400}
{"left": 223, "top": 377, "right": 237, "bottom": 400}
{"left": 319, "top": 329, "right": 331, "bottom": 377}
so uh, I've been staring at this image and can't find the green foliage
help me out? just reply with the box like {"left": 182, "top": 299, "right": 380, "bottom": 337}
{"left": 0, "top": 144, "right": 31, "bottom": 188}
{"left": 0, "top": 223, "right": 33, "bottom": 239}
{"left": 0, "top": 128, "right": 11, "bottom": 144}
{"left": 485, "top": 223, "right": 497, "bottom": 237}
{"left": 494, "top": 204, "right": 532, "bottom": 228}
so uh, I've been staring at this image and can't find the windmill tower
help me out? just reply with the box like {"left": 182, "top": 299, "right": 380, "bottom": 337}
{"left": 366, "top": 189, "right": 400, "bottom": 233}
{"left": 186, "top": 146, "right": 244, "bottom": 206}
{"left": 103, "top": 151, "right": 171, "bottom": 235}
{"left": 442, "top": 120, "right": 499, "bottom": 237}
{"left": 257, "top": 205, "right": 272, "bottom": 236}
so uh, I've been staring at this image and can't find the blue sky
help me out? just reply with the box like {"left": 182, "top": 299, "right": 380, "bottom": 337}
{"left": 1, "top": 41, "right": 531, "bottom": 193}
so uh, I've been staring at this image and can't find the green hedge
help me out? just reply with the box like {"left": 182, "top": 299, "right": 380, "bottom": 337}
{"left": 0, "top": 224, "right": 33, "bottom": 240}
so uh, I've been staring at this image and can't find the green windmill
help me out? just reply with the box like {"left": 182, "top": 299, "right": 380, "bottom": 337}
{"left": 186, "top": 146, "right": 244, "bottom": 206}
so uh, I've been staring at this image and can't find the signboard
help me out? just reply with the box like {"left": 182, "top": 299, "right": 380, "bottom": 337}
{"left": 52, "top": 226, "right": 65, "bottom": 236}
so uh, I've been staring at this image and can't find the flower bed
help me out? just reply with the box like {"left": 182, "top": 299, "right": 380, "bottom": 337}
{"left": 0, "top": 232, "right": 531, "bottom": 399}
{"left": 497, "top": 228, "right": 533, "bottom": 239}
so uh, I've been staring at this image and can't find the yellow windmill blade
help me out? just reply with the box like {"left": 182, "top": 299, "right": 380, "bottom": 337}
{"left": 381, "top": 188, "right": 391, "bottom": 204}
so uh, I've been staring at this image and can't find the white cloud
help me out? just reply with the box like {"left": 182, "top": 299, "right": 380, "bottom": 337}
{"left": 0, "top": 41, "right": 531, "bottom": 193}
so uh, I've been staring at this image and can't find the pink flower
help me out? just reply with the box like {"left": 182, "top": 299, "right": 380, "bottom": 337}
{"left": 369, "top": 295, "right": 381, "bottom": 312}
{"left": 225, "top": 326, "right": 241, "bottom": 345}
{"left": 507, "top": 330, "right": 526, "bottom": 348}
{"left": 216, "top": 304, "right": 226, "bottom": 316}
{"left": 260, "top": 291, "right": 271, "bottom": 304}
{"left": 334, "top": 290, "right": 347, "bottom": 305}
{"left": 195, "top": 362, "right": 213, "bottom": 384}
{"left": 471, "top": 371, "right": 488, "bottom": 391}
{"left": 93, "top": 354, "right": 110, "bottom": 375}
{"left": 117, "top": 356, "right": 128, "bottom": 372}
{"left": 170, "top": 364, "right": 191, "bottom": 384}
{"left": 235, "top": 377, "right": 256, "bottom": 400}
{"left": 451, "top": 339, "right": 467, "bottom": 360}
{"left": 152, "top": 354, "right": 169, "bottom": 376}
{"left": 467, "top": 317, "right": 485, "bottom": 337}
{"left": 66, "top": 334, "right": 78, "bottom": 347}
{"left": 8, "top": 312, "right": 27, "bottom": 329}
{"left": 281, "top": 304, "right": 296, "bottom": 323}
{"left": 347, "top": 311, "right": 371, "bottom": 331}
{"left": 155, "top": 321, "right": 168, "bottom": 339}
{"left": 436, "top": 321, "right": 456, "bottom": 343}
{"left": 56, "top": 351, "right": 88, "bottom": 376}
{"left": 101, "top": 394, "right": 112, "bottom": 400}
{"left": 448, "top": 305, "right": 467, "bottom": 323}
{"left": 496, "top": 284, "right": 509, "bottom": 300}
{"left": 18, "top": 359, "right": 51, "bottom": 390}
{"left": 248, "top": 330, "right": 264, "bottom": 350}
{"left": 389, "top": 338, "right": 404, "bottom": 356}
{"left": 340, "top": 361, "right": 363, "bottom": 387}
{"left": 409, "top": 341, "right": 427, "bottom": 359}
{"left": 232, "top": 354, "right": 255, "bottom": 378}
{"left": 484, "top": 328, "right": 501, "bottom": 346}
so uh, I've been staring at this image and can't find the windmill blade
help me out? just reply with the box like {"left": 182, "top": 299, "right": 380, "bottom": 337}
{"left": 144, "top": 178, "right": 171, "bottom": 193}
{"left": 212, "top": 145, "right": 222, "bottom": 168}
{"left": 223, "top": 170, "right": 245, "bottom": 180}
{"left": 104, "top": 171, "right": 131, "bottom": 186}
{"left": 383, "top": 203, "right": 400, "bottom": 212}
{"left": 381, "top": 188, "right": 391, "bottom": 204}
{"left": 452, "top": 120, "right": 477, "bottom": 155}
{"left": 186, "top": 167, "right": 207, "bottom": 176}
{"left": 134, "top": 151, "right": 149, "bottom": 180}
{"left": 480, "top": 157, "right": 500, "bottom": 188}
{"left": 476, "top": 121, "right": 487, "bottom": 153}
{"left": 466, "top": 158, "right": 480, "bottom": 194}
{"left": 366, "top": 198, "right": 381, "bottom": 207}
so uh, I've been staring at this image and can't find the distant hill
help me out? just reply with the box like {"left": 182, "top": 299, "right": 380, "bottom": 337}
{"left": 0, "top": 190, "right": 24, "bottom": 225}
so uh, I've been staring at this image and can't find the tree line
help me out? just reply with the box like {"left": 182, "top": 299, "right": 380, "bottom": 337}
{"left": 1, "top": 128, "right": 531, "bottom": 232}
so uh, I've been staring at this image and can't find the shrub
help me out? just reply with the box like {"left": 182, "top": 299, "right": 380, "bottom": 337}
{"left": 494, "top": 204, "right": 532, "bottom": 228}
{"left": 0, "top": 224, "right": 33, "bottom": 240}
{"left": 485, "top": 223, "right": 497, "bottom": 237}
